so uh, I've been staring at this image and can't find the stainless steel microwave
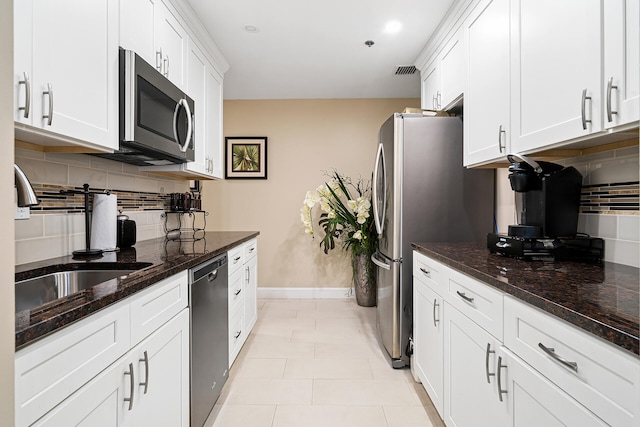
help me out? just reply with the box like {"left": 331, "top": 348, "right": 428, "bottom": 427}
{"left": 99, "top": 48, "right": 195, "bottom": 166}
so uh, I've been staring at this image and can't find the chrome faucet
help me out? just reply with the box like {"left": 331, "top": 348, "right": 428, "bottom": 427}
{"left": 14, "top": 164, "right": 40, "bottom": 207}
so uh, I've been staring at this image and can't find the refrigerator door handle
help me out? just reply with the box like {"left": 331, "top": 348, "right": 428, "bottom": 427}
{"left": 371, "top": 252, "right": 391, "bottom": 270}
{"left": 372, "top": 142, "right": 386, "bottom": 235}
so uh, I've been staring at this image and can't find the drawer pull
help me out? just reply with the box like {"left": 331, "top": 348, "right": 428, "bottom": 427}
{"left": 538, "top": 343, "right": 578, "bottom": 372}
{"left": 139, "top": 351, "right": 149, "bottom": 394}
{"left": 234, "top": 330, "right": 242, "bottom": 339}
{"left": 485, "top": 343, "right": 495, "bottom": 383}
{"left": 249, "top": 247, "right": 255, "bottom": 253}
{"left": 420, "top": 267, "right": 430, "bottom": 277}
{"left": 234, "top": 288, "right": 242, "bottom": 296}
{"left": 233, "top": 256, "right": 241, "bottom": 263}
{"left": 432, "top": 299, "right": 439, "bottom": 327}
{"left": 124, "top": 363, "right": 135, "bottom": 411}
{"left": 456, "top": 290, "right": 474, "bottom": 303}
{"left": 497, "top": 356, "right": 507, "bottom": 402}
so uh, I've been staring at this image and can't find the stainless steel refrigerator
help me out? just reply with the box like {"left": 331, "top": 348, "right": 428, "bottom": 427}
{"left": 371, "top": 113, "right": 494, "bottom": 368}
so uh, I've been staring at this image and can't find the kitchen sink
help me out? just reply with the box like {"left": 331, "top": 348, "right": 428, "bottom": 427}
{"left": 16, "top": 263, "right": 152, "bottom": 313}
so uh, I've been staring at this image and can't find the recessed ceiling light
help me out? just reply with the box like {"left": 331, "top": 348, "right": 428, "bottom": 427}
{"left": 244, "top": 25, "right": 259, "bottom": 33}
{"left": 384, "top": 21, "right": 402, "bottom": 34}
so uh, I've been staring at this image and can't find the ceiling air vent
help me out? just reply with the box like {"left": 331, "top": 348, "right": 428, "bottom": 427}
{"left": 394, "top": 65, "right": 417, "bottom": 75}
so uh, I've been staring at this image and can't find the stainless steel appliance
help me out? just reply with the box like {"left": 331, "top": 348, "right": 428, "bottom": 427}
{"left": 99, "top": 48, "right": 195, "bottom": 166}
{"left": 487, "top": 153, "right": 604, "bottom": 261}
{"left": 371, "top": 113, "right": 495, "bottom": 368}
{"left": 189, "top": 254, "right": 228, "bottom": 427}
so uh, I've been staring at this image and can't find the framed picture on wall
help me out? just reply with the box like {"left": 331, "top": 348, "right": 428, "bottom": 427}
{"left": 225, "top": 136, "right": 268, "bottom": 179}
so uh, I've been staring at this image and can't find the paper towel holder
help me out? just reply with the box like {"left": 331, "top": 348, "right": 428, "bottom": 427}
{"left": 60, "top": 184, "right": 111, "bottom": 259}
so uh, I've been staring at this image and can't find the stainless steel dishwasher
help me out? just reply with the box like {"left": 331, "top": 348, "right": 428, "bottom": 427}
{"left": 189, "top": 253, "right": 228, "bottom": 427}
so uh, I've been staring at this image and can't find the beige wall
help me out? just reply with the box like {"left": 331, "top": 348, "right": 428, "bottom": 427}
{"left": 202, "top": 99, "right": 419, "bottom": 289}
{"left": 1, "top": 0, "right": 15, "bottom": 423}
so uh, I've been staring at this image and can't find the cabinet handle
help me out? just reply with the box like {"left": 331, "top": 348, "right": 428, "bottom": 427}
{"left": 249, "top": 247, "right": 255, "bottom": 253}
{"left": 432, "top": 299, "right": 439, "bottom": 327}
{"left": 485, "top": 343, "right": 495, "bottom": 383}
{"left": 234, "top": 256, "right": 241, "bottom": 263}
{"left": 538, "top": 343, "right": 578, "bottom": 372}
{"left": 581, "top": 88, "right": 592, "bottom": 130}
{"left": 234, "top": 330, "right": 242, "bottom": 339}
{"left": 432, "top": 95, "right": 437, "bottom": 109}
{"left": 43, "top": 83, "right": 53, "bottom": 126}
{"left": 164, "top": 55, "right": 169, "bottom": 77}
{"left": 436, "top": 91, "right": 441, "bottom": 109}
{"left": 139, "top": 350, "right": 149, "bottom": 394}
{"left": 497, "top": 356, "right": 507, "bottom": 402}
{"left": 234, "top": 288, "right": 242, "bottom": 296}
{"left": 420, "top": 267, "right": 430, "bottom": 278}
{"left": 497, "top": 125, "right": 506, "bottom": 153}
{"left": 18, "top": 72, "right": 30, "bottom": 118}
{"left": 156, "top": 48, "right": 163, "bottom": 71}
{"left": 606, "top": 77, "right": 618, "bottom": 123}
{"left": 246, "top": 265, "right": 250, "bottom": 284}
{"left": 124, "top": 362, "right": 135, "bottom": 411}
{"left": 456, "top": 290, "right": 474, "bottom": 303}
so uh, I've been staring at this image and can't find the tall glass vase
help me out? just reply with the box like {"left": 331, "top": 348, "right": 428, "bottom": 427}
{"left": 352, "top": 252, "right": 376, "bottom": 307}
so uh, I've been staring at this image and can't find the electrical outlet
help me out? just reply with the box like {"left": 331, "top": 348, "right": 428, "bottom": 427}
{"left": 15, "top": 204, "right": 30, "bottom": 220}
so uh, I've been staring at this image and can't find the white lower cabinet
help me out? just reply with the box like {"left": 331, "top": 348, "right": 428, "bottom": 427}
{"left": 228, "top": 238, "right": 258, "bottom": 367}
{"left": 444, "top": 304, "right": 508, "bottom": 427}
{"left": 413, "top": 270, "right": 444, "bottom": 417}
{"left": 413, "top": 250, "right": 639, "bottom": 427}
{"left": 15, "top": 271, "right": 189, "bottom": 427}
{"left": 32, "top": 310, "right": 189, "bottom": 427}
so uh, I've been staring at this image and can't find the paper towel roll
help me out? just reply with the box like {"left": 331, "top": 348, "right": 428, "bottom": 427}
{"left": 90, "top": 193, "right": 117, "bottom": 251}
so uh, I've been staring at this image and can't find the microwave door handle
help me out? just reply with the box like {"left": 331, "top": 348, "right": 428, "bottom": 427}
{"left": 173, "top": 99, "right": 193, "bottom": 153}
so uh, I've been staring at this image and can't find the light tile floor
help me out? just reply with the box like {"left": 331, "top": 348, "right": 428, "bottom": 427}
{"left": 205, "top": 299, "right": 445, "bottom": 427}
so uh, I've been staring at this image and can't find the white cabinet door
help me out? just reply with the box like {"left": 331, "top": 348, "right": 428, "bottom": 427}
{"left": 444, "top": 305, "right": 509, "bottom": 427}
{"left": 244, "top": 255, "right": 258, "bottom": 333}
{"left": 119, "top": 0, "right": 157, "bottom": 68}
{"left": 205, "top": 65, "right": 224, "bottom": 179}
{"left": 463, "top": 0, "right": 510, "bottom": 166}
{"left": 421, "top": 61, "right": 440, "bottom": 110}
{"left": 501, "top": 349, "right": 608, "bottom": 427}
{"left": 439, "top": 28, "right": 464, "bottom": 109}
{"left": 15, "top": 0, "right": 118, "bottom": 151}
{"left": 126, "top": 310, "right": 189, "bottom": 427}
{"left": 155, "top": 2, "right": 188, "bottom": 90}
{"left": 186, "top": 42, "right": 209, "bottom": 177}
{"left": 413, "top": 277, "right": 444, "bottom": 418}
{"left": 510, "top": 0, "right": 601, "bottom": 153}
{"left": 603, "top": 0, "right": 640, "bottom": 129}
{"left": 32, "top": 356, "right": 131, "bottom": 427}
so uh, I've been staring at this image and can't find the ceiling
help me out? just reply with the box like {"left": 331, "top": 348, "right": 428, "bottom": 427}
{"left": 186, "top": 0, "right": 455, "bottom": 100}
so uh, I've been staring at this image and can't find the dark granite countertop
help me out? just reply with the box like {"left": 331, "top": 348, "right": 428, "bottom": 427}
{"left": 412, "top": 242, "right": 640, "bottom": 356}
{"left": 15, "top": 231, "right": 259, "bottom": 349}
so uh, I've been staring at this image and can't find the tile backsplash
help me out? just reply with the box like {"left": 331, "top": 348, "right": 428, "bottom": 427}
{"left": 14, "top": 147, "right": 191, "bottom": 265}
{"left": 497, "top": 143, "right": 639, "bottom": 268}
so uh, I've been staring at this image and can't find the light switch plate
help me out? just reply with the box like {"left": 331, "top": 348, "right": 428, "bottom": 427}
{"left": 15, "top": 204, "right": 30, "bottom": 220}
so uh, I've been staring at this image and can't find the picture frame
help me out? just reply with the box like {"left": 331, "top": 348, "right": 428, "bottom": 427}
{"left": 225, "top": 136, "right": 268, "bottom": 179}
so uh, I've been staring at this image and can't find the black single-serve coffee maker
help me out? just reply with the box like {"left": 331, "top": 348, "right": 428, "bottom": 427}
{"left": 488, "top": 153, "right": 604, "bottom": 261}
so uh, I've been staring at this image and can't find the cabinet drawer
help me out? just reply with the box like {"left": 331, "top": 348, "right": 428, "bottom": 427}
{"left": 446, "top": 268, "right": 503, "bottom": 340}
{"left": 413, "top": 251, "right": 446, "bottom": 296}
{"left": 504, "top": 296, "right": 640, "bottom": 427}
{"left": 131, "top": 270, "right": 188, "bottom": 345}
{"left": 228, "top": 267, "right": 244, "bottom": 314}
{"left": 15, "top": 301, "right": 131, "bottom": 427}
{"left": 244, "top": 239, "right": 257, "bottom": 261}
{"left": 229, "top": 305, "right": 244, "bottom": 366}
{"left": 228, "top": 245, "right": 244, "bottom": 275}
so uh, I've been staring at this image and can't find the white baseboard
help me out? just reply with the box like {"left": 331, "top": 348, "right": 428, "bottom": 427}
{"left": 257, "top": 287, "right": 354, "bottom": 299}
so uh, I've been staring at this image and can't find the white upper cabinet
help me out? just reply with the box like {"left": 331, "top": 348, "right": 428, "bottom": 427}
{"left": 120, "top": 0, "right": 188, "bottom": 90}
{"left": 420, "top": 29, "right": 464, "bottom": 111}
{"left": 463, "top": 0, "right": 510, "bottom": 166}
{"left": 421, "top": 61, "right": 441, "bottom": 110}
{"left": 510, "top": 0, "right": 602, "bottom": 154}
{"left": 14, "top": 0, "right": 118, "bottom": 151}
{"left": 603, "top": 0, "right": 640, "bottom": 129}
{"left": 205, "top": 65, "right": 224, "bottom": 179}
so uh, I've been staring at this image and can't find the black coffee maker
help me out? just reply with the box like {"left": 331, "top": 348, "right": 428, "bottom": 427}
{"left": 488, "top": 153, "right": 604, "bottom": 261}
{"left": 507, "top": 153, "right": 582, "bottom": 238}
